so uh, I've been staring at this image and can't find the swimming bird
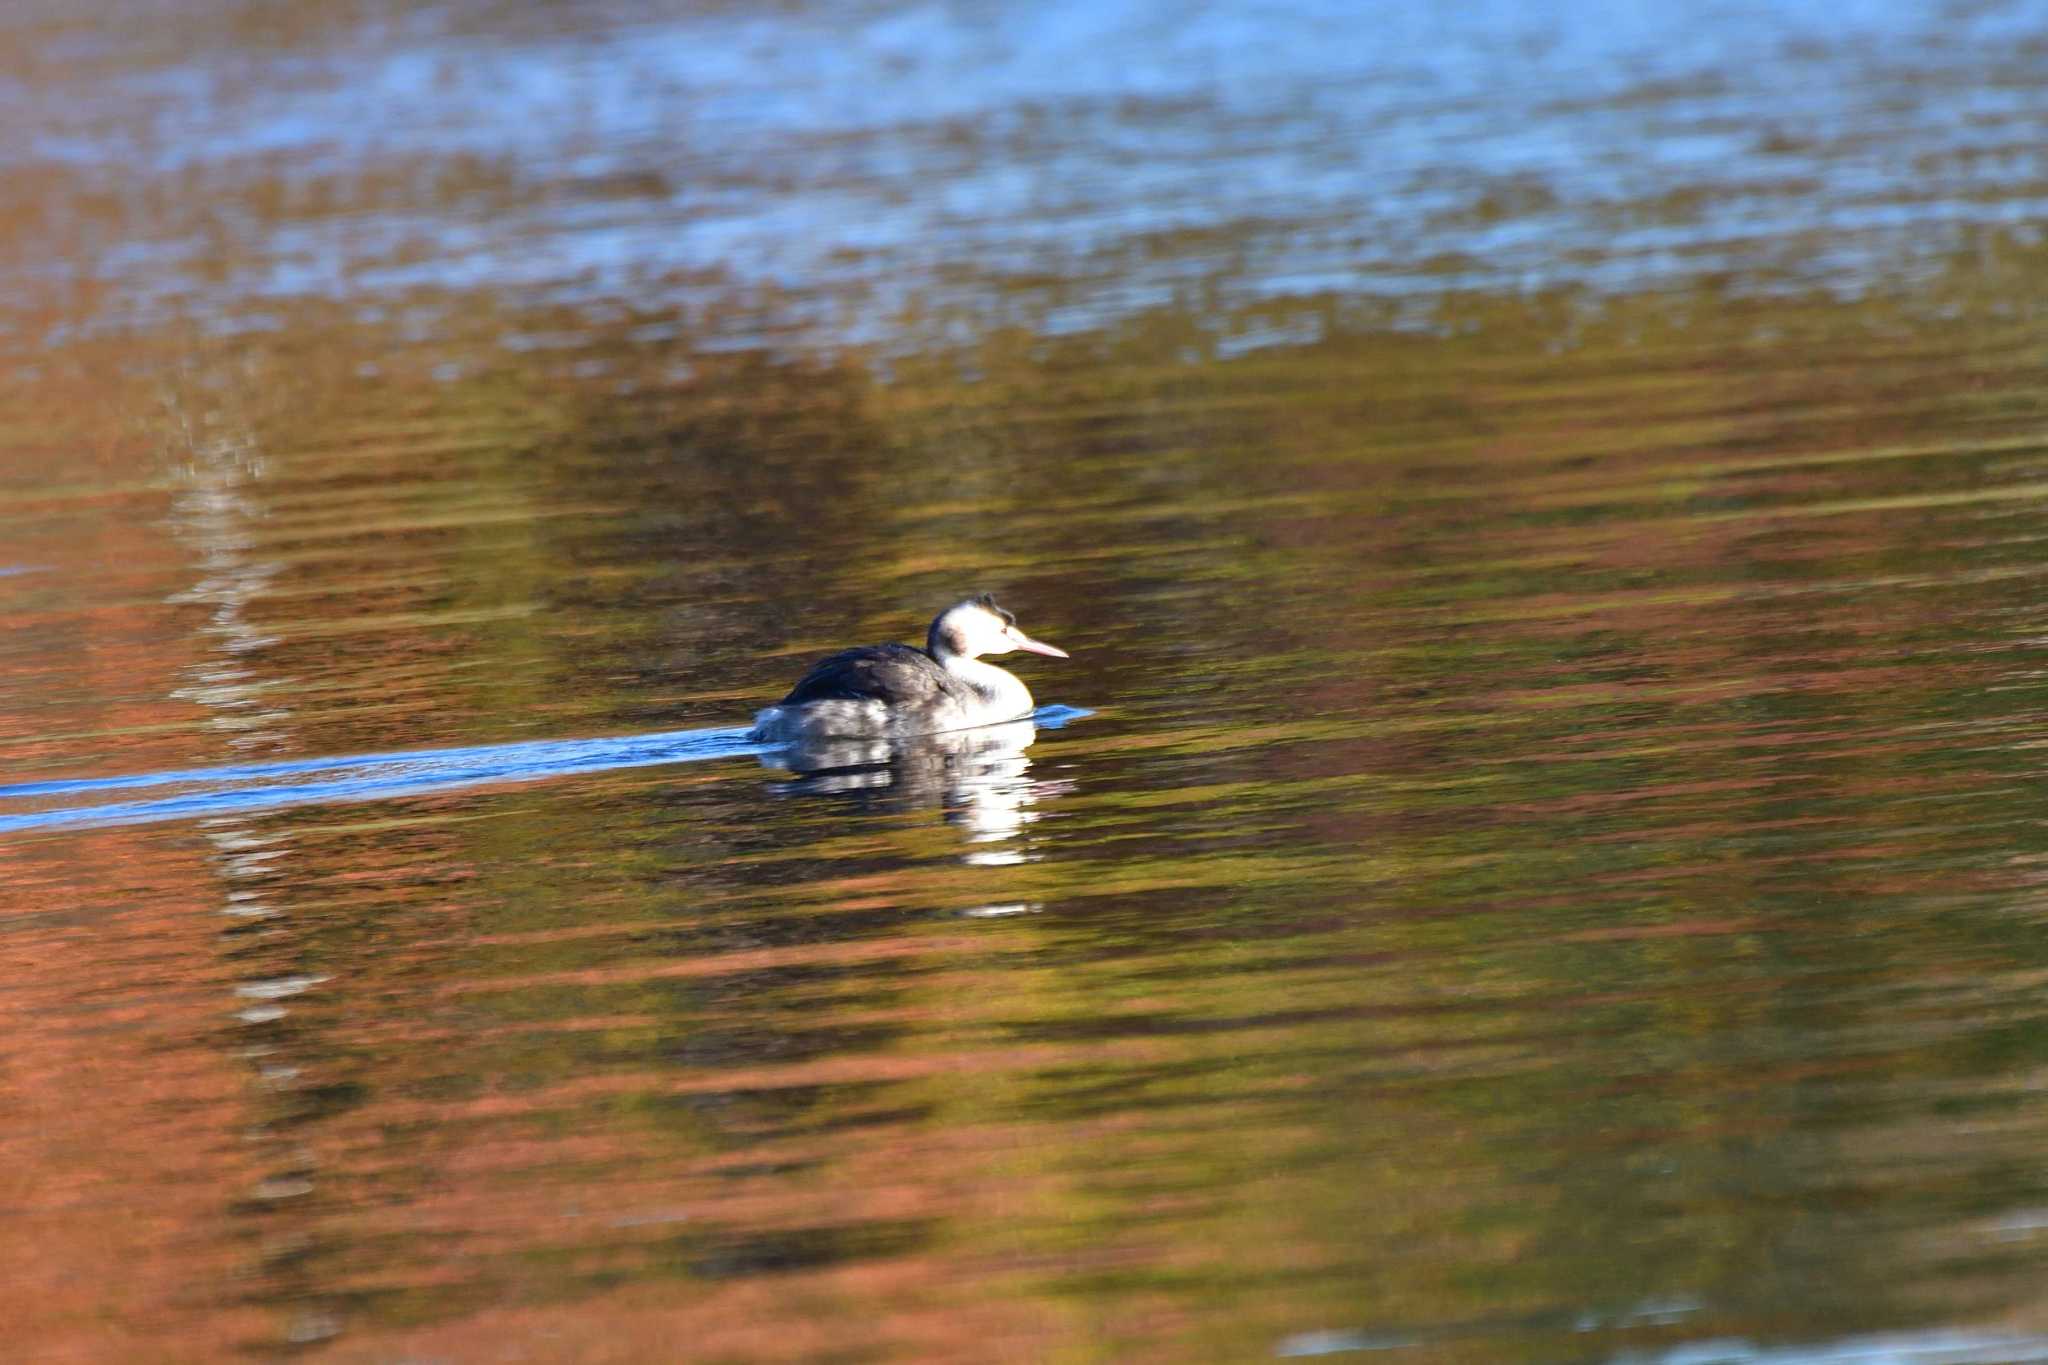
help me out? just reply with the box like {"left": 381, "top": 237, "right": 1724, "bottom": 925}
{"left": 751, "top": 594, "right": 1068, "bottom": 743}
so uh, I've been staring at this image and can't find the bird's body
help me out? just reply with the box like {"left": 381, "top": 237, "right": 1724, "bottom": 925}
{"left": 751, "top": 595, "right": 1067, "bottom": 744}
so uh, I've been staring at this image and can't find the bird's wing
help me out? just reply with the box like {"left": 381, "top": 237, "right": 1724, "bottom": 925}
{"left": 776, "top": 643, "right": 972, "bottom": 708}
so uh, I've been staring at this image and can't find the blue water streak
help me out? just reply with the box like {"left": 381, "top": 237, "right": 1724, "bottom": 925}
{"left": 0, "top": 727, "right": 765, "bottom": 834}
{"left": 0, "top": 706, "right": 1091, "bottom": 835}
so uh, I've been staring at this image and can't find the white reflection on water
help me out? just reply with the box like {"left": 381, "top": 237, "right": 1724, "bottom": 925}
{"left": 1610, "top": 1328, "right": 2048, "bottom": 1364}
{"left": 164, "top": 419, "right": 290, "bottom": 752}
{"left": 759, "top": 717, "right": 1069, "bottom": 908}
{"left": 1276, "top": 1327, "right": 2048, "bottom": 1363}
{"left": 761, "top": 717, "right": 1047, "bottom": 831}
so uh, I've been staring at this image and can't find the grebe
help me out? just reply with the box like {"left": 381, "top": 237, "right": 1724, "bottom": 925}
{"left": 751, "top": 594, "right": 1068, "bottom": 743}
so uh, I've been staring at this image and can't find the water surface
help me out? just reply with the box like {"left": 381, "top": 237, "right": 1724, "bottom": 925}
{"left": 8, "top": 3, "right": 2048, "bottom": 1362}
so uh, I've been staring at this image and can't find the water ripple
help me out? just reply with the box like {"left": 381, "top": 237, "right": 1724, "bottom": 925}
{"left": 0, "top": 706, "right": 1092, "bottom": 834}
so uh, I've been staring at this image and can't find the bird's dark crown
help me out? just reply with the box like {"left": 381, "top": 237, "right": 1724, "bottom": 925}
{"left": 972, "top": 592, "right": 1016, "bottom": 627}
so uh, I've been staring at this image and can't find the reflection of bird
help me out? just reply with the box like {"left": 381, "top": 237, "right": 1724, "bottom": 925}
{"left": 750, "top": 595, "right": 1068, "bottom": 743}
{"left": 762, "top": 720, "right": 1070, "bottom": 859}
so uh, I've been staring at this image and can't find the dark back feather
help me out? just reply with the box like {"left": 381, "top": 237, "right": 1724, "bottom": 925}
{"left": 777, "top": 643, "right": 978, "bottom": 709}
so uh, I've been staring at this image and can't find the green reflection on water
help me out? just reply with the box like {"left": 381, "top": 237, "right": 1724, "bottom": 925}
{"left": 8, "top": 234, "right": 2048, "bottom": 1360}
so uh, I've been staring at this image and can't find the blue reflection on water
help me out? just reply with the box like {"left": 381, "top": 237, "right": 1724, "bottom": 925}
{"left": 7, "top": 0, "right": 2046, "bottom": 342}
{"left": 0, "top": 706, "right": 1090, "bottom": 834}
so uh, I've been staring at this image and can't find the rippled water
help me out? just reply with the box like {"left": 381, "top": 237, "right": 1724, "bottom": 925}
{"left": 10, "top": 2, "right": 2048, "bottom": 1362}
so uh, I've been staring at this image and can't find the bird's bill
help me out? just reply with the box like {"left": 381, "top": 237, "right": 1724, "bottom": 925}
{"left": 1007, "top": 628, "right": 1069, "bottom": 658}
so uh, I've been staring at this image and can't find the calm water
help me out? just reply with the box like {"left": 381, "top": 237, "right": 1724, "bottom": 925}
{"left": 10, "top": 2, "right": 2048, "bottom": 1362}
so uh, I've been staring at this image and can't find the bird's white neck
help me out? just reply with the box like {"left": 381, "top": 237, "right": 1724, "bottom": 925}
{"left": 939, "top": 653, "right": 1034, "bottom": 720}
